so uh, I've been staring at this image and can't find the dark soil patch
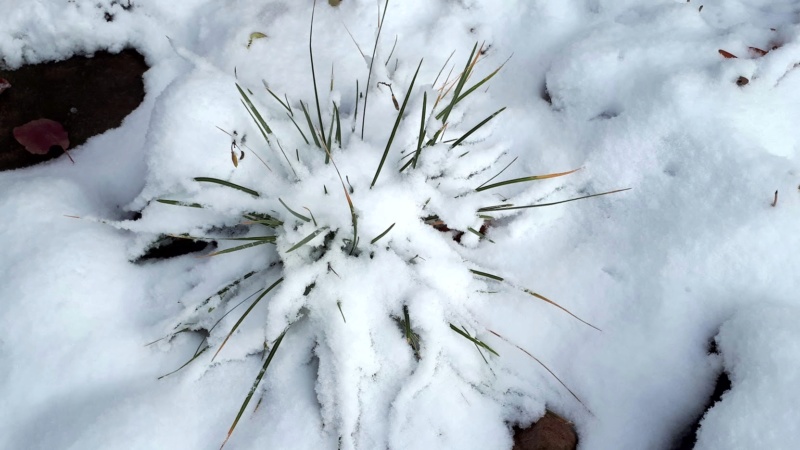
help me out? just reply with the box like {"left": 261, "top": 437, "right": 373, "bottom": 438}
{"left": 134, "top": 236, "right": 215, "bottom": 263}
{"left": 513, "top": 410, "right": 578, "bottom": 450}
{"left": 0, "top": 49, "right": 147, "bottom": 171}
{"left": 670, "top": 339, "right": 733, "bottom": 449}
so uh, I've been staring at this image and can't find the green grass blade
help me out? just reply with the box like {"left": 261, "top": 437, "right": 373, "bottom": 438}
{"left": 412, "top": 91, "right": 427, "bottom": 169}
{"left": 157, "top": 199, "right": 203, "bottom": 208}
{"left": 438, "top": 42, "right": 478, "bottom": 124}
{"left": 432, "top": 49, "right": 455, "bottom": 88}
{"left": 263, "top": 81, "right": 291, "bottom": 114}
{"left": 467, "top": 227, "right": 494, "bottom": 243}
{"left": 361, "top": 0, "right": 390, "bottom": 139}
{"left": 286, "top": 227, "right": 328, "bottom": 253}
{"left": 279, "top": 198, "right": 312, "bottom": 222}
{"left": 475, "top": 167, "right": 580, "bottom": 192}
{"left": 370, "top": 59, "right": 423, "bottom": 188}
{"left": 333, "top": 102, "right": 342, "bottom": 148}
{"left": 449, "top": 107, "right": 505, "bottom": 148}
{"left": 469, "top": 269, "right": 504, "bottom": 281}
{"left": 370, "top": 223, "right": 395, "bottom": 244}
{"left": 194, "top": 177, "right": 260, "bottom": 197}
{"left": 326, "top": 107, "right": 335, "bottom": 162}
{"left": 477, "top": 188, "right": 631, "bottom": 212}
{"left": 300, "top": 101, "right": 322, "bottom": 147}
{"left": 221, "top": 328, "right": 287, "bottom": 449}
{"left": 205, "top": 239, "right": 273, "bottom": 257}
{"left": 449, "top": 323, "right": 499, "bottom": 357}
{"left": 236, "top": 83, "right": 273, "bottom": 135}
{"left": 476, "top": 156, "right": 518, "bottom": 190}
{"left": 158, "top": 345, "right": 209, "bottom": 380}
{"left": 212, "top": 277, "right": 284, "bottom": 361}
{"left": 521, "top": 288, "right": 602, "bottom": 332}
{"left": 488, "top": 329, "right": 589, "bottom": 410}
{"left": 169, "top": 234, "right": 276, "bottom": 243}
{"left": 287, "top": 112, "right": 310, "bottom": 145}
{"left": 309, "top": 1, "right": 327, "bottom": 148}
{"left": 451, "top": 59, "right": 507, "bottom": 106}
{"left": 243, "top": 213, "right": 284, "bottom": 228}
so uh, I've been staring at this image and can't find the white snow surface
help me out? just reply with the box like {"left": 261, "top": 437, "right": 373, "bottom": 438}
{"left": 1, "top": 0, "right": 799, "bottom": 449}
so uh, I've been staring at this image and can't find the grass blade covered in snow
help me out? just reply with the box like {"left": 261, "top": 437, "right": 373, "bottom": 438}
{"left": 478, "top": 188, "right": 631, "bottom": 212}
{"left": 286, "top": 227, "right": 328, "bottom": 253}
{"left": 194, "top": 177, "right": 260, "bottom": 197}
{"left": 371, "top": 59, "right": 422, "bottom": 188}
{"left": 370, "top": 223, "right": 395, "bottom": 244}
{"left": 212, "top": 277, "right": 284, "bottom": 361}
{"left": 221, "top": 329, "right": 287, "bottom": 449}
{"left": 449, "top": 323, "right": 499, "bottom": 357}
{"left": 475, "top": 167, "right": 581, "bottom": 192}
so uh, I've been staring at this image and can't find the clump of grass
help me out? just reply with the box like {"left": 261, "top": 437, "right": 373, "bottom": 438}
{"left": 141, "top": 1, "right": 629, "bottom": 447}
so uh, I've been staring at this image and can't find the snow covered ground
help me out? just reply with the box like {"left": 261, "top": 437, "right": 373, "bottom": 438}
{"left": 1, "top": 0, "right": 799, "bottom": 449}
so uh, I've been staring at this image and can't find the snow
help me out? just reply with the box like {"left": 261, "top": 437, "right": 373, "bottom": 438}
{"left": 1, "top": 0, "right": 799, "bottom": 449}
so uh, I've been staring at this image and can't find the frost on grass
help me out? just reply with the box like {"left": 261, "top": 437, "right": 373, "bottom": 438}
{"left": 120, "top": 20, "right": 607, "bottom": 448}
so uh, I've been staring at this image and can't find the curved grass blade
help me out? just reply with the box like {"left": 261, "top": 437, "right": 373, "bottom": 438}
{"left": 212, "top": 277, "right": 284, "bottom": 361}
{"left": 309, "top": 0, "right": 327, "bottom": 149}
{"left": 169, "top": 234, "right": 276, "bottom": 243}
{"left": 279, "top": 198, "right": 311, "bottom": 222}
{"left": 432, "top": 49, "right": 455, "bottom": 88}
{"left": 467, "top": 227, "right": 494, "bottom": 243}
{"left": 475, "top": 167, "right": 579, "bottom": 192}
{"left": 469, "top": 269, "right": 504, "bottom": 282}
{"left": 204, "top": 240, "right": 273, "bottom": 257}
{"left": 318, "top": 137, "right": 358, "bottom": 254}
{"left": 476, "top": 156, "right": 518, "bottom": 190}
{"left": 287, "top": 112, "right": 310, "bottom": 145}
{"left": 521, "top": 288, "right": 602, "bottom": 332}
{"left": 361, "top": 0, "right": 390, "bottom": 139}
{"left": 158, "top": 345, "right": 209, "bottom": 380}
{"left": 449, "top": 323, "right": 499, "bottom": 357}
{"left": 300, "top": 101, "right": 322, "bottom": 147}
{"left": 157, "top": 199, "right": 204, "bottom": 208}
{"left": 371, "top": 59, "right": 423, "bottom": 188}
{"left": 333, "top": 102, "right": 342, "bottom": 148}
{"left": 220, "top": 329, "right": 287, "bottom": 449}
{"left": 488, "top": 329, "right": 589, "bottom": 411}
{"left": 449, "top": 57, "right": 509, "bottom": 108}
{"left": 411, "top": 91, "right": 427, "bottom": 169}
{"left": 370, "top": 222, "right": 395, "bottom": 244}
{"left": 236, "top": 83, "right": 272, "bottom": 136}
{"left": 194, "top": 177, "right": 260, "bottom": 197}
{"left": 263, "top": 81, "right": 291, "bottom": 114}
{"left": 477, "top": 188, "right": 631, "bottom": 212}
{"left": 450, "top": 107, "right": 506, "bottom": 149}
{"left": 157, "top": 281, "right": 260, "bottom": 379}
{"left": 286, "top": 227, "right": 328, "bottom": 253}
{"left": 438, "top": 42, "right": 478, "bottom": 124}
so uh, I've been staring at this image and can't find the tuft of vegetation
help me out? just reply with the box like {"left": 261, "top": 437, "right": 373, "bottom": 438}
{"left": 139, "top": 1, "right": 629, "bottom": 447}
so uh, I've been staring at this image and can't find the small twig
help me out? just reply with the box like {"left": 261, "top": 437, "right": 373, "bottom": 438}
{"left": 771, "top": 190, "right": 778, "bottom": 207}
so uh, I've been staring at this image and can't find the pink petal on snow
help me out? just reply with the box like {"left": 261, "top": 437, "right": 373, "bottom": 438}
{"left": 13, "top": 119, "right": 71, "bottom": 155}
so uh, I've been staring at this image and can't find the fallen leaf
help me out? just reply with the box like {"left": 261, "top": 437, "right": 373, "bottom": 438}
{"left": 748, "top": 47, "right": 768, "bottom": 57}
{"left": 736, "top": 76, "right": 749, "bottom": 86}
{"left": 719, "top": 49, "right": 738, "bottom": 59}
{"left": 13, "top": 118, "right": 74, "bottom": 163}
{"left": 0, "top": 78, "right": 10, "bottom": 95}
{"left": 247, "top": 32, "right": 267, "bottom": 49}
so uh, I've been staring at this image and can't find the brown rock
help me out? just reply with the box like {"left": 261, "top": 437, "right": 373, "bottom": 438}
{"left": 513, "top": 411, "right": 578, "bottom": 450}
{"left": 0, "top": 49, "right": 147, "bottom": 171}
